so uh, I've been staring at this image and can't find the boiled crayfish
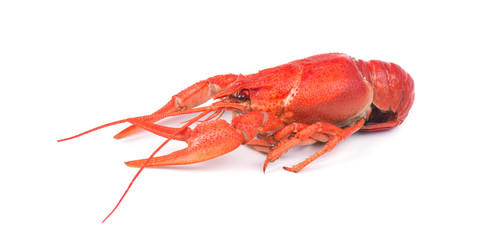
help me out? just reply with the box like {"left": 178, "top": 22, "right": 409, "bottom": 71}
{"left": 60, "top": 53, "right": 414, "bottom": 221}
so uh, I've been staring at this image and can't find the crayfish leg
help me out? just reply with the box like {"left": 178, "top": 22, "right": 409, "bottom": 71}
{"left": 247, "top": 139, "right": 274, "bottom": 153}
{"left": 263, "top": 119, "right": 365, "bottom": 173}
{"left": 262, "top": 122, "right": 341, "bottom": 172}
{"left": 283, "top": 119, "right": 366, "bottom": 173}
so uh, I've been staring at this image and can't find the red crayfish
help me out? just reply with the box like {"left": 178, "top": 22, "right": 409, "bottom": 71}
{"left": 60, "top": 53, "right": 414, "bottom": 221}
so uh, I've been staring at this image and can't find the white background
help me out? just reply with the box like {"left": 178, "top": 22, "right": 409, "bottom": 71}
{"left": 1, "top": 0, "right": 490, "bottom": 239}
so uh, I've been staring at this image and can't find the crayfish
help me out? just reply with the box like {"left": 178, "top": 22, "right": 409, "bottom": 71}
{"left": 60, "top": 53, "right": 414, "bottom": 221}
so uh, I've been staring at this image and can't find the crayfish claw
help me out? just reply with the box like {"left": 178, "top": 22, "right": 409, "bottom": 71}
{"left": 126, "top": 120, "right": 244, "bottom": 168}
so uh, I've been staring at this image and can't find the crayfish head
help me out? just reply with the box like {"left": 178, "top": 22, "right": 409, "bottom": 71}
{"left": 219, "top": 85, "right": 291, "bottom": 118}
{"left": 216, "top": 69, "right": 300, "bottom": 118}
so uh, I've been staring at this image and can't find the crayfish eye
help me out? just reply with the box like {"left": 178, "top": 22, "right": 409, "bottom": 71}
{"left": 236, "top": 89, "right": 250, "bottom": 102}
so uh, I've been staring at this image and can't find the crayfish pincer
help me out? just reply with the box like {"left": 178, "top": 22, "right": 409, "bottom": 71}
{"left": 59, "top": 53, "right": 414, "bottom": 222}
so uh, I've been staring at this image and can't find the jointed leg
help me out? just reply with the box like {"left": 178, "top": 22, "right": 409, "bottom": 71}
{"left": 284, "top": 119, "right": 366, "bottom": 172}
{"left": 263, "top": 119, "right": 365, "bottom": 172}
{"left": 246, "top": 123, "right": 307, "bottom": 153}
{"left": 247, "top": 139, "right": 274, "bottom": 153}
{"left": 247, "top": 123, "right": 329, "bottom": 153}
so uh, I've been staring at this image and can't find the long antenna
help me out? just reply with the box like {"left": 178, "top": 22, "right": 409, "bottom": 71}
{"left": 101, "top": 110, "right": 212, "bottom": 223}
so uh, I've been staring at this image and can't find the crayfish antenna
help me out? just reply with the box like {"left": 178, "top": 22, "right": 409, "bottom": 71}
{"left": 101, "top": 110, "right": 212, "bottom": 223}
{"left": 57, "top": 119, "right": 130, "bottom": 142}
{"left": 57, "top": 105, "right": 231, "bottom": 142}
{"left": 101, "top": 137, "right": 171, "bottom": 223}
